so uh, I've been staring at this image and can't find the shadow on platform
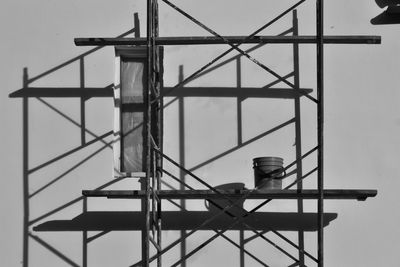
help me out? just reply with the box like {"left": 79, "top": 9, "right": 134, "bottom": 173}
{"left": 34, "top": 211, "right": 337, "bottom": 232}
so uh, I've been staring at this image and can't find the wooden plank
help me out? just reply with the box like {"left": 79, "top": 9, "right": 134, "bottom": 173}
{"left": 82, "top": 189, "right": 377, "bottom": 200}
{"left": 75, "top": 35, "right": 381, "bottom": 46}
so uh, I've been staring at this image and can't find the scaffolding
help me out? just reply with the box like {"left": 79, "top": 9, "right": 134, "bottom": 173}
{"left": 10, "top": 1, "right": 380, "bottom": 266}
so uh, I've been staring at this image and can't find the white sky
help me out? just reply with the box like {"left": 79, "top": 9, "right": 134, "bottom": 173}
{"left": 1, "top": 0, "right": 400, "bottom": 266}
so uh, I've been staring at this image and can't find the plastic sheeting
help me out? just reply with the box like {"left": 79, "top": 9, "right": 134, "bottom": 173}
{"left": 113, "top": 47, "right": 147, "bottom": 176}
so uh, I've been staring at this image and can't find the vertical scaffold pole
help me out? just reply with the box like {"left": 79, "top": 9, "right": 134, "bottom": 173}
{"left": 82, "top": 198, "right": 88, "bottom": 267}
{"left": 79, "top": 56, "right": 88, "bottom": 267}
{"left": 153, "top": 3, "right": 162, "bottom": 266}
{"left": 144, "top": 0, "right": 154, "bottom": 265}
{"left": 155, "top": 3, "right": 162, "bottom": 265}
{"left": 178, "top": 65, "right": 187, "bottom": 267}
{"left": 316, "top": 0, "right": 324, "bottom": 266}
{"left": 236, "top": 57, "right": 245, "bottom": 267}
{"left": 292, "top": 9, "right": 305, "bottom": 266}
{"left": 79, "top": 58, "right": 86, "bottom": 145}
{"left": 22, "top": 68, "right": 29, "bottom": 267}
{"left": 152, "top": 1, "right": 162, "bottom": 266}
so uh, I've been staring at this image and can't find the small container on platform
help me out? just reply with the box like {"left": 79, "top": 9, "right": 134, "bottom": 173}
{"left": 205, "top": 183, "right": 246, "bottom": 217}
{"left": 253, "top": 157, "right": 285, "bottom": 190}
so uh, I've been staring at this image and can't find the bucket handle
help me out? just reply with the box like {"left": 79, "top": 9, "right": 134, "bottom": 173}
{"left": 255, "top": 166, "right": 287, "bottom": 180}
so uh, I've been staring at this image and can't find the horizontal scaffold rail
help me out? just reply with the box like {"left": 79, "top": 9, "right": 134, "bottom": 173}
{"left": 9, "top": 87, "right": 312, "bottom": 98}
{"left": 74, "top": 35, "right": 381, "bottom": 46}
{"left": 82, "top": 189, "right": 377, "bottom": 201}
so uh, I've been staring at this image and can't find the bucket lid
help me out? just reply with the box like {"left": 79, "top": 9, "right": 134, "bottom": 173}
{"left": 253, "top": 157, "right": 283, "bottom": 163}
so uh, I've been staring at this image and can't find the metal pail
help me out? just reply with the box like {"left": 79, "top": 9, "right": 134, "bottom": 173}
{"left": 253, "top": 157, "right": 284, "bottom": 190}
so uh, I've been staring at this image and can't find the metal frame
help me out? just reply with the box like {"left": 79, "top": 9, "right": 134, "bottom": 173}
{"left": 10, "top": 1, "right": 381, "bottom": 266}
{"left": 120, "top": 0, "right": 376, "bottom": 266}
{"left": 143, "top": 1, "right": 314, "bottom": 265}
{"left": 134, "top": 0, "right": 377, "bottom": 266}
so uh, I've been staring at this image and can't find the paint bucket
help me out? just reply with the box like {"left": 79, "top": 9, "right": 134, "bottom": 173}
{"left": 205, "top": 183, "right": 246, "bottom": 217}
{"left": 253, "top": 157, "right": 285, "bottom": 190}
